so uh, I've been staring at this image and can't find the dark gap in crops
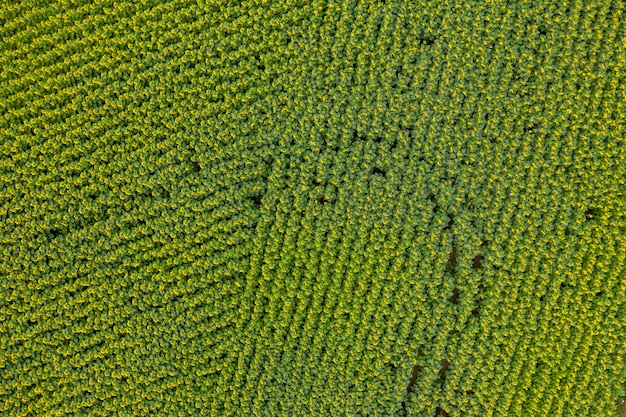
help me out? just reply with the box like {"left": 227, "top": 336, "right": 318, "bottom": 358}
{"left": 401, "top": 365, "right": 420, "bottom": 413}
{"left": 585, "top": 207, "right": 600, "bottom": 219}
{"left": 389, "top": 137, "right": 398, "bottom": 150}
{"left": 418, "top": 38, "right": 435, "bottom": 46}
{"left": 191, "top": 159, "right": 201, "bottom": 172}
{"left": 447, "top": 243, "right": 457, "bottom": 273}
{"left": 471, "top": 307, "right": 479, "bottom": 316}
{"left": 596, "top": 291, "right": 604, "bottom": 296}
{"left": 372, "top": 167, "right": 386, "bottom": 177}
{"left": 560, "top": 282, "right": 574, "bottom": 289}
{"left": 428, "top": 194, "right": 438, "bottom": 211}
{"left": 472, "top": 254, "right": 483, "bottom": 269}
{"left": 251, "top": 194, "right": 263, "bottom": 207}
{"left": 616, "top": 382, "right": 626, "bottom": 416}
{"left": 439, "top": 359, "right": 450, "bottom": 381}
{"left": 312, "top": 178, "right": 322, "bottom": 186}
{"left": 318, "top": 197, "right": 331, "bottom": 205}
{"left": 353, "top": 131, "right": 366, "bottom": 142}
{"left": 436, "top": 406, "right": 449, "bottom": 416}
{"left": 450, "top": 288, "right": 460, "bottom": 304}
{"left": 255, "top": 56, "right": 265, "bottom": 71}
{"left": 374, "top": 136, "right": 383, "bottom": 143}
{"left": 406, "top": 364, "right": 420, "bottom": 393}
{"left": 524, "top": 123, "right": 536, "bottom": 133}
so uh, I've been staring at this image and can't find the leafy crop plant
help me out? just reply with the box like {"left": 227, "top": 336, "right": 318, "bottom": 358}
{"left": 0, "top": 0, "right": 624, "bottom": 416}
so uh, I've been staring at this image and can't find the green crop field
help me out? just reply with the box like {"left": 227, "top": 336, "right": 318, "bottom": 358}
{"left": 1, "top": 0, "right": 625, "bottom": 416}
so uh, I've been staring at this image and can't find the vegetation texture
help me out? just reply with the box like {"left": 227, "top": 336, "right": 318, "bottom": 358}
{"left": 1, "top": 0, "right": 625, "bottom": 416}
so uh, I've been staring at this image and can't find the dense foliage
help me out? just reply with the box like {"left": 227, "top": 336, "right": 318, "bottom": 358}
{"left": 1, "top": 0, "right": 625, "bottom": 416}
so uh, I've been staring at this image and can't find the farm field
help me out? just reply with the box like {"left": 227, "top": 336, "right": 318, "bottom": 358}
{"left": 0, "top": 0, "right": 624, "bottom": 416}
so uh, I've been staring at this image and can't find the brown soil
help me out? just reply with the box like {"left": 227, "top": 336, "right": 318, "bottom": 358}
{"left": 439, "top": 359, "right": 450, "bottom": 381}
{"left": 618, "top": 382, "right": 626, "bottom": 417}
{"left": 436, "top": 406, "right": 449, "bottom": 416}
{"left": 450, "top": 288, "right": 460, "bottom": 304}
{"left": 406, "top": 365, "right": 420, "bottom": 393}
{"left": 472, "top": 254, "right": 483, "bottom": 269}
